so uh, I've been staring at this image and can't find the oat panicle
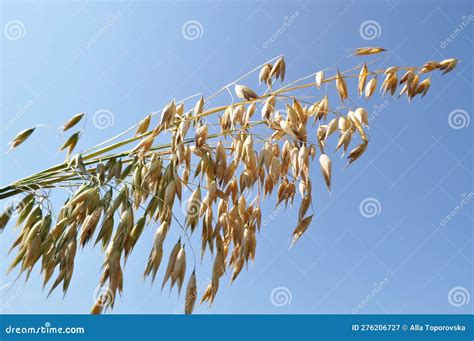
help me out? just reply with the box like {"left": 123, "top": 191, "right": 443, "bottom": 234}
{"left": 0, "top": 48, "right": 458, "bottom": 314}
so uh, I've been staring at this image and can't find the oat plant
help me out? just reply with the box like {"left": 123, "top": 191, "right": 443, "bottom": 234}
{"left": 0, "top": 48, "right": 458, "bottom": 314}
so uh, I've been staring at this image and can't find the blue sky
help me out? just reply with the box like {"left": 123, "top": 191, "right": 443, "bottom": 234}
{"left": 0, "top": 0, "right": 472, "bottom": 314}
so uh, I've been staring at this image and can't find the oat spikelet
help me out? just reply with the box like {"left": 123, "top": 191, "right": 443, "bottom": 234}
{"left": 171, "top": 245, "right": 186, "bottom": 295}
{"left": 420, "top": 61, "right": 440, "bottom": 74}
{"left": 365, "top": 77, "right": 377, "bottom": 99}
{"left": 346, "top": 142, "right": 368, "bottom": 167}
{"left": 234, "top": 84, "right": 259, "bottom": 101}
{"left": 319, "top": 154, "right": 332, "bottom": 191}
{"left": 416, "top": 78, "right": 431, "bottom": 97}
{"left": 143, "top": 223, "right": 167, "bottom": 282}
{"left": 354, "top": 107, "right": 369, "bottom": 127}
{"left": 135, "top": 115, "right": 151, "bottom": 135}
{"left": 439, "top": 58, "right": 458, "bottom": 74}
{"left": 161, "top": 239, "right": 181, "bottom": 290}
{"left": 0, "top": 206, "right": 13, "bottom": 231}
{"left": 270, "top": 56, "right": 286, "bottom": 82}
{"left": 400, "top": 69, "right": 416, "bottom": 85}
{"left": 336, "top": 71, "right": 348, "bottom": 102}
{"left": 6, "top": 127, "right": 36, "bottom": 153}
{"left": 259, "top": 63, "right": 272, "bottom": 86}
{"left": 299, "top": 195, "right": 311, "bottom": 220}
{"left": 315, "top": 71, "right": 324, "bottom": 89}
{"left": 131, "top": 133, "right": 155, "bottom": 157}
{"left": 61, "top": 113, "right": 85, "bottom": 132}
{"left": 358, "top": 64, "right": 368, "bottom": 97}
{"left": 156, "top": 100, "right": 176, "bottom": 133}
{"left": 353, "top": 47, "right": 386, "bottom": 56}
{"left": 90, "top": 299, "right": 104, "bottom": 315}
{"left": 185, "top": 186, "right": 201, "bottom": 231}
{"left": 290, "top": 215, "right": 313, "bottom": 247}
{"left": 59, "top": 132, "right": 80, "bottom": 158}
{"left": 184, "top": 270, "right": 197, "bottom": 314}
{"left": 193, "top": 96, "right": 205, "bottom": 116}
{"left": 195, "top": 124, "right": 208, "bottom": 149}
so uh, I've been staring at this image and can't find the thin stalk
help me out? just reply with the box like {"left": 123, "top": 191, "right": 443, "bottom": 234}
{"left": 0, "top": 63, "right": 426, "bottom": 199}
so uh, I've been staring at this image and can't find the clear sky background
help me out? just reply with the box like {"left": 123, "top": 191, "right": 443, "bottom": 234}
{"left": 0, "top": 0, "right": 472, "bottom": 314}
